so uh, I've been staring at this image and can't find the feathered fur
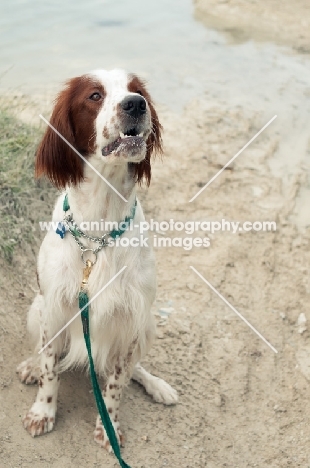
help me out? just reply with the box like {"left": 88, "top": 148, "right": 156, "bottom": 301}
{"left": 17, "top": 69, "right": 177, "bottom": 451}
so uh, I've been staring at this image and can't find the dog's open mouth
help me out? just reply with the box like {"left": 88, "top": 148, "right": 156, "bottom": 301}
{"left": 102, "top": 128, "right": 145, "bottom": 157}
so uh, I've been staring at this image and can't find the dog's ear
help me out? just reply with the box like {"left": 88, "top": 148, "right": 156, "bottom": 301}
{"left": 35, "top": 78, "right": 84, "bottom": 189}
{"left": 128, "top": 76, "right": 163, "bottom": 186}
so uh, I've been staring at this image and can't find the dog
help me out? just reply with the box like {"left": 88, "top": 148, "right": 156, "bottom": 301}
{"left": 17, "top": 69, "right": 178, "bottom": 452}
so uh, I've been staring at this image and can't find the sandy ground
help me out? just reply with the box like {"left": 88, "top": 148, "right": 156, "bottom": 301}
{"left": 194, "top": 0, "right": 310, "bottom": 52}
{"left": 1, "top": 101, "right": 310, "bottom": 468}
{"left": 1, "top": 6, "right": 310, "bottom": 468}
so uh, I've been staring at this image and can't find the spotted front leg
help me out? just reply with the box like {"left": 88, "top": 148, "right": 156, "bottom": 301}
{"left": 94, "top": 358, "right": 127, "bottom": 452}
{"left": 22, "top": 334, "right": 60, "bottom": 437}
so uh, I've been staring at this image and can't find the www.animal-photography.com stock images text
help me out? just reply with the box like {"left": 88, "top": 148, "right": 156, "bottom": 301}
{"left": 1, "top": 1, "right": 310, "bottom": 467}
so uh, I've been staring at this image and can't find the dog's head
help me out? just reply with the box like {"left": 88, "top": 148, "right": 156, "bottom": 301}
{"left": 36, "top": 69, "right": 162, "bottom": 188}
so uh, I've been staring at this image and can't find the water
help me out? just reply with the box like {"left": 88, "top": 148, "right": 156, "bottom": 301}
{"left": 1, "top": 0, "right": 310, "bottom": 224}
{"left": 1, "top": 0, "right": 210, "bottom": 104}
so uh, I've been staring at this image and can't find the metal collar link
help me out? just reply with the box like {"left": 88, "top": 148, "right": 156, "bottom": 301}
{"left": 63, "top": 214, "right": 111, "bottom": 265}
{"left": 60, "top": 194, "right": 137, "bottom": 266}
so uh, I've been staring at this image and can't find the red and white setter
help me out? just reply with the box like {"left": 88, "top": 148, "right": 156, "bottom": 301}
{"left": 17, "top": 69, "right": 178, "bottom": 452}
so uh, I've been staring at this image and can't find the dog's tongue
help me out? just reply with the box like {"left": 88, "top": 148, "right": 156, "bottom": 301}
{"left": 102, "top": 135, "right": 145, "bottom": 157}
{"left": 114, "top": 136, "right": 145, "bottom": 156}
{"left": 102, "top": 137, "right": 122, "bottom": 156}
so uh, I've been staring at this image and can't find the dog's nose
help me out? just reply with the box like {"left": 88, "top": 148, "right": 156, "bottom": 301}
{"left": 121, "top": 95, "right": 146, "bottom": 118}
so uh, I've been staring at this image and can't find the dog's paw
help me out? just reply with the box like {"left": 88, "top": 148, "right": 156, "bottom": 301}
{"left": 16, "top": 358, "right": 39, "bottom": 385}
{"left": 146, "top": 377, "right": 179, "bottom": 405}
{"left": 94, "top": 417, "right": 124, "bottom": 453}
{"left": 22, "top": 402, "right": 55, "bottom": 437}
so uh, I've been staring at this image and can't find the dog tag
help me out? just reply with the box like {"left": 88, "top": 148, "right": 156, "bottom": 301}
{"left": 56, "top": 222, "right": 66, "bottom": 239}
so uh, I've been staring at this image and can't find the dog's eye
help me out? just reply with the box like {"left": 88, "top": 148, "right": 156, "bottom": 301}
{"left": 89, "top": 92, "right": 102, "bottom": 101}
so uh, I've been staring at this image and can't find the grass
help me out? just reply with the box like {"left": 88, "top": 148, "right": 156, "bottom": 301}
{"left": 0, "top": 107, "right": 55, "bottom": 262}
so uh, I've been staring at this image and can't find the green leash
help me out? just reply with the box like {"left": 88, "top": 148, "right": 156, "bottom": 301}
{"left": 79, "top": 273, "right": 131, "bottom": 468}
{"left": 58, "top": 194, "right": 134, "bottom": 467}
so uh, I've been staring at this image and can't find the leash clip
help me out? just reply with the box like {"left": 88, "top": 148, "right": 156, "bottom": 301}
{"left": 81, "top": 259, "right": 93, "bottom": 289}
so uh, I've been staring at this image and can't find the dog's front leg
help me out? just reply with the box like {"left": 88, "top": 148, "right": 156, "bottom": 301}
{"left": 22, "top": 331, "right": 61, "bottom": 437}
{"left": 94, "top": 357, "right": 127, "bottom": 452}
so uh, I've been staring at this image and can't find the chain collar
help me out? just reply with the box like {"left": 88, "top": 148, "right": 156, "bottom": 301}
{"left": 56, "top": 194, "right": 137, "bottom": 265}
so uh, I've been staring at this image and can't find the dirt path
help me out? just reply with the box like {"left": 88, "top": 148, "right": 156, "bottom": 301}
{"left": 1, "top": 2, "right": 310, "bottom": 465}
{"left": 1, "top": 95, "right": 310, "bottom": 467}
{"left": 194, "top": 0, "right": 310, "bottom": 52}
